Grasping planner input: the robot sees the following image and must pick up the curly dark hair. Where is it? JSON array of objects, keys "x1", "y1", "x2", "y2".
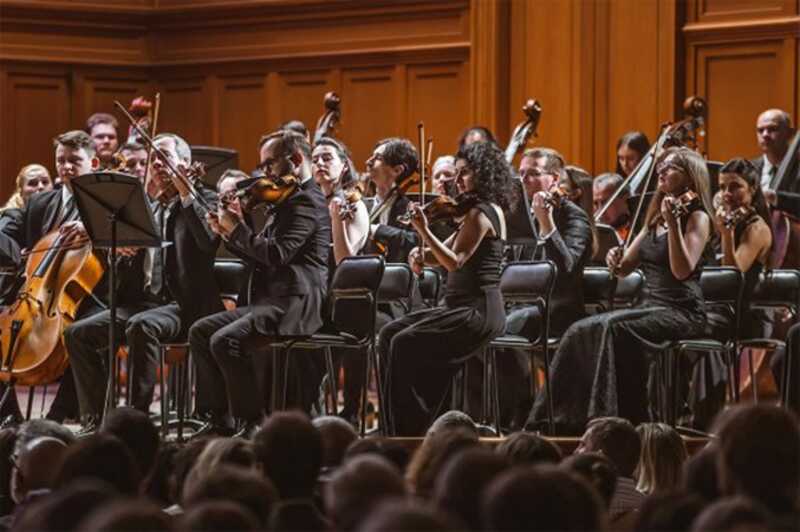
[
  {"x1": 455, "y1": 141, "x2": 515, "y2": 211},
  {"x1": 719, "y1": 157, "x2": 771, "y2": 227}
]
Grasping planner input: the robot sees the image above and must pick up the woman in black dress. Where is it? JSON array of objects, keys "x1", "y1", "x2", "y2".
[
  {"x1": 378, "y1": 141, "x2": 512, "y2": 436},
  {"x1": 527, "y1": 146, "x2": 714, "y2": 434}
]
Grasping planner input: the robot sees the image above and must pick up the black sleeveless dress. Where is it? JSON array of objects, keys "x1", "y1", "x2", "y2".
[
  {"x1": 527, "y1": 204, "x2": 708, "y2": 434},
  {"x1": 378, "y1": 202, "x2": 506, "y2": 436}
]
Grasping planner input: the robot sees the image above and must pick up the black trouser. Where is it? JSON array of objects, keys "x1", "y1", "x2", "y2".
[
  {"x1": 65, "y1": 303, "x2": 182, "y2": 418},
  {"x1": 190, "y1": 307, "x2": 325, "y2": 421}
]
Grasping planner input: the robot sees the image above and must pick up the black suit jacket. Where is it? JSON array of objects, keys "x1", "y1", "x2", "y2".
[
  {"x1": 226, "y1": 178, "x2": 331, "y2": 336},
  {"x1": 162, "y1": 186, "x2": 224, "y2": 324},
  {"x1": 752, "y1": 155, "x2": 800, "y2": 217},
  {"x1": 369, "y1": 195, "x2": 419, "y2": 263}
]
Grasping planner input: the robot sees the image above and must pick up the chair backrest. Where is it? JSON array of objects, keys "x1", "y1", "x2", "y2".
[
  {"x1": 499, "y1": 260, "x2": 556, "y2": 304},
  {"x1": 418, "y1": 267, "x2": 442, "y2": 306},
  {"x1": 582, "y1": 267, "x2": 645, "y2": 312},
  {"x1": 751, "y1": 269, "x2": 800, "y2": 314},
  {"x1": 329, "y1": 256, "x2": 385, "y2": 341},
  {"x1": 699, "y1": 267, "x2": 743, "y2": 305},
  {"x1": 590, "y1": 224, "x2": 622, "y2": 264},
  {"x1": 213, "y1": 258, "x2": 248, "y2": 304},
  {"x1": 377, "y1": 263, "x2": 414, "y2": 303}
]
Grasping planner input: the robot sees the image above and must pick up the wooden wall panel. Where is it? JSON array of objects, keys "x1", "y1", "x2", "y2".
[
  {"x1": 1, "y1": 68, "x2": 70, "y2": 199},
  {"x1": 688, "y1": 0, "x2": 794, "y2": 23},
  {"x1": 78, "y1": 71, "x2": 152, "y2": 133},
  {"x1": 339, "y1": 66, "x2": 398, "y2": 171},
  {"x1": 275, "y1": 70, "x2": 338, "y2": 141},
  {"x1": 688, "y1": 40, "x2": 791, "y2": 161},
  {"x1": 156, "y1": 77, "x2": 213, "y2": 147},
  {"x1": 218, "y1": 74, "x2": 268, "y2": 173}
]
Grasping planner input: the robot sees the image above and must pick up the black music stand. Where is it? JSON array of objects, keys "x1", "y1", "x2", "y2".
[{"x1": 71, "y1": 172, "x2": 163, "y2": 420}]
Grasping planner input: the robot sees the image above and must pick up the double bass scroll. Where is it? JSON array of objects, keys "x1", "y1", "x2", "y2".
[{"x1": 505, "y1": 99, "x2": 543, "y2": 165}]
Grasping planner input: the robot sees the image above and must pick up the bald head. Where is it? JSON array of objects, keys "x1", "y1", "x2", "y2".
[
  {"x1": 756, "y1": 108, "x2": 794, "y2": 164},
  {"x1": 12, "y1": 436, "x2": 68, "y2": 502}
]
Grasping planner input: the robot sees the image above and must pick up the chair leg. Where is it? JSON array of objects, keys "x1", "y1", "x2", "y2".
[
  {"x1": 784, "y1": 331, "x2": 795, "y2": 409},
  {"x1": 372, "y1": 346, "x2": 391, "y2": 436},
  {"x1": 177, "y1": 354, "x2": 189, "y2": 443},
  {"x1": 482, "y1": 350, "x2": 490, "y2": 424},
  {"x1": 324, "y1": 347, "x2": 338, "y2": 416},
  {"x1": 270, "y1": 347, "x2": 280, "y2": 414},
  {"x1": 360, "y1": 346, "x2": 370, "y2": 437},
  {"x1": 490, "y1": 349, "x2": 501, "y2": 436},
  {"x1": 747, "y1": 348, "x2": 758, "y2": 403},
  {"x1": 40, "y1": 385, "x2": 48, "y2": 418},
  {"x1": 159, "y1": 346, "x2": 168, "y2": 440},
  {"x1": 282, "y1": 346, "x2": 292, "y2": 411},
  {"x1": 125, "y1": 349, "x2": 133, "y2": 407},
  {"x1": 671, "y1": 348, "x2": 681, "y2": 427},
  {"x1": 542, "y1": 346, "x2": 555, "y2": 436},
  {"x1": 25, "y1": 386, "x2": 34, "y2": 421}
]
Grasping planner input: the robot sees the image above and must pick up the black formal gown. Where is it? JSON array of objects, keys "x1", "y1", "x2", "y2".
[
  {"x1": 527, "y1": 204, "x2": 708, "y2": 434},
  {"x1": 378, "y1": 202, "x2": 506, "y2": 436}
]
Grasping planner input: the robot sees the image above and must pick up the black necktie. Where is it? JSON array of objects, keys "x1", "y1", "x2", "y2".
[{"x1": 147, "y1": 204, "x2": 165, "y2": 296}]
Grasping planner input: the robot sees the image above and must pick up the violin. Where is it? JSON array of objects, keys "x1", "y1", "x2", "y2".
[
  {"x1": 718, "y1": 206, "x2": 756, "y2": 230},
  {"x1": 367, "y1": 172, "x2": 420, "y2": 225},
  {"x1": 236, "y1": 174, "x2": 299, "y2": 211},
  {"x1": 650, "y1": 190, "x2": 699, "y2": 228},
  {"x1": 540, "y1": 185, "x2": 570, "y2": 210},
  {"x1": 153, "y1": 160, "x2": 206, "y2": 207},
  {"x1": 397, "y1": 192, "x2": 480, "y2": 225},
  {"x1": 338, "y1": 184, "x2": 363, "y2": 221}
]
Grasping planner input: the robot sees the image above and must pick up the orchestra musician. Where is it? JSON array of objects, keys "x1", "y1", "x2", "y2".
[
  {"x1": 499, "y1": 147, "x2": 595, "y2": 429},
  {"x1": 615, "y1": 131, "x2": 651, "y2": 178},
  {"x1": 560, "y1": 165, "x2": 595, "y2": 217},
  {"x1": 756, "y1": 110, "x2": 799, "y2": 216},
  {"x1": 365, "y1": 138, "x2": 420, "y2": 262},
  {"x1": 432, "y1": 155, "x2": 457, "y2": 197},
  {"x1": 378, "y1": 140, "x2": 511, "y2": 436},
  {"x1": 594, "y1": 172, "x2": 633, "y2": 242},
  {"x1": 1, "y1": 164, "x2": 53, "y2": 213},
  {"x1": 0, "y1": 131, "x2": 103, "y2": 424},
  {"x1": 527, "y1": 147, "x2": 713, "y2": 434},
  {"x1": 456, "y1": 126, "x2": 498, "y2": 152},
  {"x1": 86, "y1": 113, "x2": 120, "y2": 170},
  {"x1": 116, "y1": 142, "x2": 149, "y2": 183},
  {"x1": 65, "y1": 133, "x2": 222, "y2": 432},
  {"x1": 190, "y1": 129, "x2": 331, "y2": 437}
]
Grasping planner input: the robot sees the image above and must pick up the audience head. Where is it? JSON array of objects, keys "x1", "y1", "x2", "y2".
[
  {"x1": 325, "y1": 454, "x2": 406, "y2": 531},
  {"x1": 455, "y1": 140, "x2": 515, "y2": 211},
  {"x1": 13, "y1": 478, "x2": 119, "y2": 532},
  {"x1": 252, "y1": 411, "x2": 322, "y2": 499},
  {"x1": 633, "y1": 491, "x2": 705, "y2": 532},
  {"x1": 593, "y1": 172, "x2": 631, "y2": 228},
  {"x1": 366, "y1": 137, "x2": 419, "y2": 192},
  {"x1": 690, "y1": 495, "x2": 773, "y2": 532},
  {"x1": 356, "y1": 499, "x2": 458, "y2": 532},
  {"x1": 190, "y1": 437, "x2": 257, "y2": 479},
  {"x1": 11, "y1": 436, "x2": 68, "y2": 503},
  {"x1": 519, "y1": 146, "x2": 565, "y2": 200},
  {"x1": 313, "y1": 415, "x2": 358, "y2": 470},
  {"x1": 183, "y1": 464, "x2": 278, "y2": 528},
  {"x1": 635, "y1": 422, "x2": 688, "y2": 494},
  {"x1": 482, "y1": 465, "x2": 605, "y2": 531},
  {"x1": 756, "y1": 108, "x2": 793, "y2": 160},
  {"x1": 457, "y1": 125, "x2": 497, "y2": 152},
  {"x1": 616, "y1": 130, "x2": 650, "y2": 177},
  {"x1": 53, "y1": 130, "x2": 98, "y2": 188},
  {"x1": 144, "y1": 441, "x2": 179, "y2": 506},
  {"x1": 343, "y1": 437, "x2": 410, "y2": 472},
  {"x1": 55, "y1": 433, "x2": 140, "y2": 496},
  {"x1": 100, "y1": 407, "x2": 160, "y2": 481},
  {"x1": 433, "y1": 447, "x2": 508, "y2": 530},
  {"x1": 268, "y1": 499, "x2": 328, "y2": 532},
  {"x1": 576, "y1": 417, "x2": 641, "y2": 478},
  {"x1": 496, "y1": 431, "x2": 563, "y2": 466},
  {"x1": 13, "y1": 418, "x2": 76, "y2": 454},
  {"x1": 86, "y1": 112, "x2": 119, "y2": 164},
  {"x1": 426, "y1": 410, "x2": 478, "y2": 439},
  {"x1": 715, "y1": 404, "x2": 800, "y2": 514},
  {"x1": 78, "y1": 499, "x2": 173, "y2": 532},
  {"x1": 181, "y1": 500, "x2": 259, "y2": 532},
  {"x1": 405, "y1": 427, "x2": 479, "y2": 497},
  {"x1": 682, "y1": 443, "x2": 721, "y2": 502},
  {"x1": 561, "y1": 452, "x2": 618, "y2": 509},
  {"x1": 172, "y1": 437, "x2": 211, "y2": 505}
]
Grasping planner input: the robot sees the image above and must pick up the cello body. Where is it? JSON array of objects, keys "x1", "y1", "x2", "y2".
[{"x1": 0, "y1": 230, "x2": 104, "y2": 386}]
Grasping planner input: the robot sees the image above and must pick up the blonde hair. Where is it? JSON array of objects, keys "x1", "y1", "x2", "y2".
[
  {"x1": 2, "y1": 164, "x2": 51, "y2": 211},
  {"x1": 634, "y1": 423, "x2": 688, "y2": 494},
  {"x1": 644, "y1": 147, "x2": 713, "y2": 228}
]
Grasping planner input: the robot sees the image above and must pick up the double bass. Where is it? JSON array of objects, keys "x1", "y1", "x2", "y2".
[{"x1": 505, "y1": 99, "x2": 543, "y2": 165}]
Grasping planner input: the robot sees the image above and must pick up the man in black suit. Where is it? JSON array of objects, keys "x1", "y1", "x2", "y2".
[
  {"x1": 65, "y1": 133, "x2": 223, "y2": 431},
  {"x1": 754, "y1": 109, "x2": 799, "y2": 216},
  {"x1": 500, "y1": 147, "x2": 594, "y2": 429},
  {"x1": 189, "y1": 129, "x2": 331, "y2": 437},
  {"x1": 0, "y1": 130, "x2": 103, "y2": 424}
]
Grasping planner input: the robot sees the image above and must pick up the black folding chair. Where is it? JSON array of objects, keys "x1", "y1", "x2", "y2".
[
  {"x1": 582, "y1": 267, "x2": 645, "y2": 314},
  {"x1": 418, "y1": 267, "x2": 442, "y2": 307}
]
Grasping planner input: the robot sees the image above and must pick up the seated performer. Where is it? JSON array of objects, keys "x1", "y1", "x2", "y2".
[
  {"x1": 66, "y1": 133, "x2": 222, "y2": 431},
  {"x1": 190, "y1": 129, "x2": 331, "y2": 437},
  {"x1": 1, "y1": 164, "x2": 53, "y2": 212},
  {"x1": 86, "y1": 113, "x2": 120, "y2": 170},
  {"x1": 594, "y1": 172, "x2": 632, "y2": 242},
  {"x1": 500, "y1": 148, "x2": 594, "y2": 429},
  {"x1": 378, "y1": 140, "x2": 511, "y2": 436},
  {"x1": 526, "y1": 146, "x2": 713, "y2": 434},
  {"x1": 615, "y1": 131, "x2": 650, "y2": 178},
  {"x1": 0, "y1": 131, "x2": 103, "y2": 424},
  {"x1": 116, "y1": 142, "x2": 149, "y2": 183}
]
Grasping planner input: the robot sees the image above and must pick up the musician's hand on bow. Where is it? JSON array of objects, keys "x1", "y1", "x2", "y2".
[
  {"x1": 407, "y1": 202, "x2": 428, "y2": 233},
  {"x1": 214, "y1": 203, "x2": 242, "y2": 237},
  {"x1": 171, "y1": 162, "x2": 192, "y2": 200},
  {"x1": 606, "y1": 246, "x2": 624, "y2": 272},
  {"x1": 59, "y1": 221, "x2": 87, "y2": 242},
  {"x1": 408, "y1": 246, "x2": 424, "y2": 276},
  {"x1": 206, "y1": 211, "x2": 226, "y2": 237},
  {"x1": 328, "y1": 196, "x2": 344, "y2": 222},
  {"x1": 660, "y1": 196, "x2": 679, "y2": 228}
]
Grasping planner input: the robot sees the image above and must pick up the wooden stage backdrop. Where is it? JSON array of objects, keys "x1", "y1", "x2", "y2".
[{"x1": 0, "y1": 0, "x2": 797, "y2": 200}]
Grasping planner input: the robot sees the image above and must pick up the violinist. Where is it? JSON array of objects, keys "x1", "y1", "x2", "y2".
[
  {"x1": 365, "y1": 138, "x2": 420, "y2": 262},
  {"x1": 314, "y1": 137, "x2": 368, "y2": 264},
  {"x1": 116, "y1": 142, "x2": 149, "y2": 183},
  {"x1": 561, "y1": 165, "x2": 595, "y2": 217},
  {"x1": 66, "y1": 133, "x2": 223, "y2": 432},
  {"x1": 499, "y1": 147, "x2": 594, "y2": 429},
  {"x1": 190, "y1": 129, "x2": 330, "y2": 437},
  {"x1": 593, "y1": 173, "x2": 632, "y2": 242},
  {"x1": 526, "y1": 147, "x2": 713, "y2": 434},
  {"x1": 0, "y1": 131, "x2": 103, "y2": 425},
  {"x1": 378, "y1": 141, "x2": 511, "y2": 436},
  {"x1": 615, "y1": 131, "x2": 651, "y2": 178},
  {"x1": 86, "y1": 113, "x2": 120, "y2": 170}
]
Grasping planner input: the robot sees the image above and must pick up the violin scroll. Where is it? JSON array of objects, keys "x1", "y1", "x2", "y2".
[{"x1": 397, "y1": 192, "x2": 479, "y2": 225}]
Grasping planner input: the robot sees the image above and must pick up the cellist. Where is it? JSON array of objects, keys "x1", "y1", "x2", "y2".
[{"x1": 0, "y1": 131, "x2": 104, "y2": 425}]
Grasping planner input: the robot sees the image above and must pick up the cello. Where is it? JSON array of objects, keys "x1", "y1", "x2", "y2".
[{"x1": 505, "y1": 99, "x2": 543, "y2": 165}]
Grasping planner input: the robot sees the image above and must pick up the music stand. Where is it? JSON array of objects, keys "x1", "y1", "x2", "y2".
[{"x1": 71, "y1": 172, "x2": 163, "y2": 420}]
